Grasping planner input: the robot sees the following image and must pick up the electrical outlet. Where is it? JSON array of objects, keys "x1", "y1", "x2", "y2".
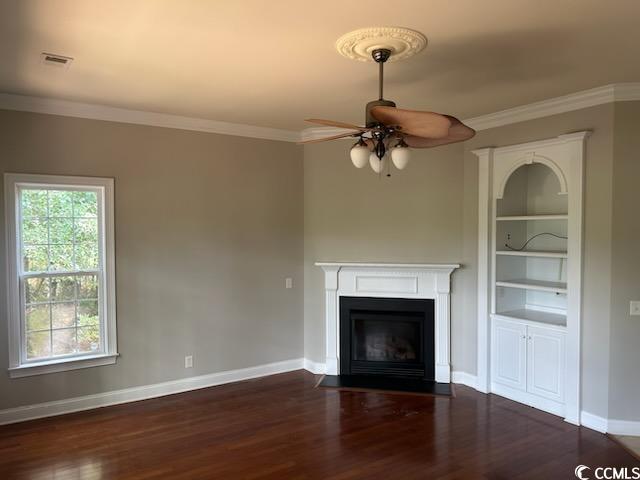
[
  {"x1": 184, "y1": 355, "x2": 193, "y2": 368},
  {"x1": 630, "y1": 301, "x2": 640, "y2": 316},
  {"x1": 285, "y1": 277, "x2": 293, "y2": 289}
]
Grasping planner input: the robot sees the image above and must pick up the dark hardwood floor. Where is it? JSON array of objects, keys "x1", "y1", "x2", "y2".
[{"x1": 0, "y1": 370, "x2": 637, "y2": 479}]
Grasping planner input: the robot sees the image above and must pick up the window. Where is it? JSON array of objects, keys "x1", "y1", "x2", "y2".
[{"x1": 5, "y1": 174, "x2": 117, "y2": 377}]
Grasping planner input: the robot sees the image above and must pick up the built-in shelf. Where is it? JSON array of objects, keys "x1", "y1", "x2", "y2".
[
  {"x1": 496, "y1": 214, "x2": 568, "y2": 221},
  {"x1": 494, "y1": 309, "x2": 567, "y2": 327},
  {"x1": 496, "y1": 279, "x2": 567, "y2": 294},
  {"x1": 496, "y1": 250, "x2": 568, "y2": 259}
]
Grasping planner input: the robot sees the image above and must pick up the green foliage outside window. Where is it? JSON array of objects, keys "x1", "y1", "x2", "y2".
[{"x1": 20, "y1": 188, "x2": 101, "y2": 359}]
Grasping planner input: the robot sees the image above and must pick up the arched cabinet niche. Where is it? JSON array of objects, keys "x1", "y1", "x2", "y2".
[{"x1": 474, "y1": 132, "x2": 589, "y2": 426}]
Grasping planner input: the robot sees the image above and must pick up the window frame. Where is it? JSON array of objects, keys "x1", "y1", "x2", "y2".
[{"x1": 5, "y1": 173, "x2": 117, "y2": 378}]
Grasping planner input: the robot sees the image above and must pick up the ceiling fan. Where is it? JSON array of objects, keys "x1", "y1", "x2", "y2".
[{"x1": 300, "y1": 27, "x2": 476, "y2": 175}]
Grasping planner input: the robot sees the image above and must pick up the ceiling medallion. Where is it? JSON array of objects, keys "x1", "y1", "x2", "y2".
[{"x1": 335, "y1": 26, "x2": 427, "y2": 63}]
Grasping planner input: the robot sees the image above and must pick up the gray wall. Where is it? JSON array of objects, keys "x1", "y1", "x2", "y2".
[
  {"x1": 608, "y1": 101, "x2": 640, "y2": 421},
  {"x1": 303, "y1": 141, "x2": 475, "y2": 372},
  {"x1": 303, "y1": 103, "x2": 620, "y2": 420},
  {"x1": 1, "y1": 103, "x2": 637, "y2": 423},
  {"x1": 0, "y1": 110, "x2": 304, "y2": 410}
]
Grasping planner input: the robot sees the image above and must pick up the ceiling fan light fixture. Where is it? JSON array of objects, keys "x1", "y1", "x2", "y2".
[
  {"x1": 350, "y1": 139, "x2": 370, "y2": 168},
  {"x1": 391, "y1": 139, "x2": 411, "y2": 170},
  {"x1": 369, "y1": 152, "x2": 386, "y2": 174}
]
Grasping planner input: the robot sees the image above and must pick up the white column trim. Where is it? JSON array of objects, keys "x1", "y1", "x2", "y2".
[{"x1": 473, "y1": 147, "x2": 494, "y2": 393}]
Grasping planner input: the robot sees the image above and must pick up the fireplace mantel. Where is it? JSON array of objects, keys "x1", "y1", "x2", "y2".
[{"x1": 316, "y1": 262, "x2": 460, "y2": 383}]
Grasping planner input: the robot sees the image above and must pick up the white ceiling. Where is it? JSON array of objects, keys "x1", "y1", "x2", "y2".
[{"x1": 1, "y1": 0, "x2": 639, "y2": 131}]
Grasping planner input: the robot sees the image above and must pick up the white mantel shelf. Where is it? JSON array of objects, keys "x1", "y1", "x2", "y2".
[
  {"x1": 316, "y1": 262, "x2": 460, "y2": 383},
  {"x1": 315, "y1": 262, "x2": 461, "y2": 270}
]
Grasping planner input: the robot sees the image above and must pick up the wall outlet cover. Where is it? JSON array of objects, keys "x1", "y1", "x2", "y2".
[
  {"x1": 630, "y1": 301, "x2": 640, "y2": 316},
  {"x1": 185, "y1": 355, "x2": 193, "y2": 368}
]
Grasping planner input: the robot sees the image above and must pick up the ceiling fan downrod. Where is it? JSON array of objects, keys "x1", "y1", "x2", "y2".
[{"x1": 372, "y1": 48, "x2": 391, "y2": 101}]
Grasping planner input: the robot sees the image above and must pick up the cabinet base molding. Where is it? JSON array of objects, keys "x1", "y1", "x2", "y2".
[{"x1": 491, "y1": 382, "x2": 565, "y2": 418}]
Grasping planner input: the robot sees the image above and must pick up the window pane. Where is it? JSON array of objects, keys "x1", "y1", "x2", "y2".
[
  {"x1": 15, "y1": 181, "x2": 109, "y2": 365},
  {"x1": 73, "y1": 191, "x2": 98, "y2": 217},
  {"x1": 51, "y1": 276, "x2": 76, "y2": 301},
  {"x1": 77, "y1": 274, "x2": 98, "y2": 299},
  {"x1": 49, "y1": 218, "x2": 74, "y2": 244},
  {"x1": 21, "y1": 190, "x2": 48, "y2": 217},
  {"x1": 23, "y1": 245, "x2": 49, "y2": 272},
  {"x1": 52, "y1": 328, "x2": 76, "y2": 355},
  {"x1": 49, "y1": 190, "x2": 73, "y2": 217},
  {"x1": 78, "y1": 300, "x2": 98, "y2": 325},
  {"x1": 52, "y1": 302, "x2": 76, "y2": 328},
  {"x1": 26, "y1": 277, "x2": 50, "y2": 303},
  {"x1": 22, "y1": 218, "x2": 48, "y2": 245},
  {"x1": 75, "y1": 243, "x2": 99, "y2": 270},
  {"x1": 74, "y1": 217, "x2": 98, "y2": 244},
  {"x1": 77, "y1": 325, "x2": 100, "y2": 353},
  {"x1": 27, "y1": 331, "x2": 51, "y2": 359},
  {"x1": 26, "y1": 304, "x2": 50, "y2": 331},
  {"x1": 49, "y1": 244, "x2": 74, "y2": 271}
]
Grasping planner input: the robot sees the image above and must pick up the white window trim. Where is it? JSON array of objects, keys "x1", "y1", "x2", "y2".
[{"x1": 4, "y1": 173, "x2": 118, "y2": 378}]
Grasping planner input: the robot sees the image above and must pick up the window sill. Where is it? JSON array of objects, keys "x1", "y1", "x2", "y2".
[{"x1": 8, "y1": 353, "x2": 119, "y2": 378}]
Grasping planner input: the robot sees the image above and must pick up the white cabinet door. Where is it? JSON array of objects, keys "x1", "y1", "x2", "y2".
[
  {"x1": 492, "y1": 318, "x2": 527, "y2": 391},
  {"x1": 527, "y1": 325, "x2": 565, "y2": 403}
]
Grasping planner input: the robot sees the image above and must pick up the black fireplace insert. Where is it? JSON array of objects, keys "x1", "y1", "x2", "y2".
[{"x1": 339, "y1": 296, "x2": 435, "y2": 381}]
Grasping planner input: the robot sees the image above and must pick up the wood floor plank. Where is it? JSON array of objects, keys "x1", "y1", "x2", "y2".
[{"x1": 0, "y1": 370, "x2": 637, "y2": 479}]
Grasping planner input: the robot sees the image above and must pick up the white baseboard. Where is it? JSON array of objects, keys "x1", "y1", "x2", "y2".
[
  {"x1": 581, "y1": 411, "x2": 609, "y2": 433},
  {"x1": 303, "y1": 358, "x2": 326, "y2": 375},
  {"x1": 451, "y1": 371, "x2": 478, "y2": 389},
  {"x1": 608, "y1": 419, "x2": 640, "y2": 436},
  {"x1": 0, "y1": 358, "x2": 304, "y2": 426},
  {"x1": 580, "y1": 411, "x2": 640, "y2": 436}
]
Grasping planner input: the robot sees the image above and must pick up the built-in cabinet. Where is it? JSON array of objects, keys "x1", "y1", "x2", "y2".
[
  {"x1": 475, "y1": 133, "x2": 588, "y2": 424},
  {"x1": 491, "y1": 317, "x2": 566, "y2": 415}
]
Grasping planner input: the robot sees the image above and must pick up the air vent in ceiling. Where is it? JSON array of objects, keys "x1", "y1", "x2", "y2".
[{"x1": 40, "y1": 53, "x2": 73, "y2": 69}]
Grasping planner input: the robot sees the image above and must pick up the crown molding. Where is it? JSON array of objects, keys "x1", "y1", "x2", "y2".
[
  {"x1": 2, "y1": 83, "x2": 639, "y2": 143},
  {"x1": 0, "y1": 93, "x2": 299, "y2": 143},
  {"x1": 464, "y1": 83, "x2": 640, "y2": 131},
  {"x1": 300, "y1": 83, "x2": 640, "y2": 141}
]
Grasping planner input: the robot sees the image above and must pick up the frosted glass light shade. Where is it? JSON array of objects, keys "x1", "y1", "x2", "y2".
[
  {"x1": 391, "y1": 145, "x2": 411, "y2": 170},
  {"x1": 369, "y1": 152, "x2": 386, "y2": 173},
  {"x1": 350, "y1": 144, "x2": 370, "y2": 168}
]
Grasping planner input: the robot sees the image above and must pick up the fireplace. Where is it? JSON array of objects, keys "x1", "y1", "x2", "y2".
[
  {"x1": 316, "y1": 262, "x2": 459, "y2": 384},
  {"x1": 340, "y1": 297, "x2": 435, "y2": 381}
]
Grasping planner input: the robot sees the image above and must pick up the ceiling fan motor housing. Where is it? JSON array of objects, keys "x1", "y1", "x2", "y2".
[{"x1": 366, "y1": 99, "x2": 396, "y2": 127}]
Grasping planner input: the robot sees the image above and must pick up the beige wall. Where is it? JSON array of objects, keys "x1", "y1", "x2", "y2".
[
  {"x1": 608, "y1": 101, "x2": 640, "y2": 421},
  {"x1": 0, "y1": 110, "x2": 304, "y2": 410}
]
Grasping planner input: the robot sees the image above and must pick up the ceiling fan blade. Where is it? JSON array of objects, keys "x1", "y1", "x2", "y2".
[
  {"x1": 297, "y1": 131, "x2": 360, "y2": 144},
  {"x1": 369, "y1": 107, "x2": 452, "y2": 139},
  {"x1": 401, "y1": 116, "x2": 476, "y2": 148},
  {"x1": 305, "y1": 118, "x2": 370, "y2": 131}
]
